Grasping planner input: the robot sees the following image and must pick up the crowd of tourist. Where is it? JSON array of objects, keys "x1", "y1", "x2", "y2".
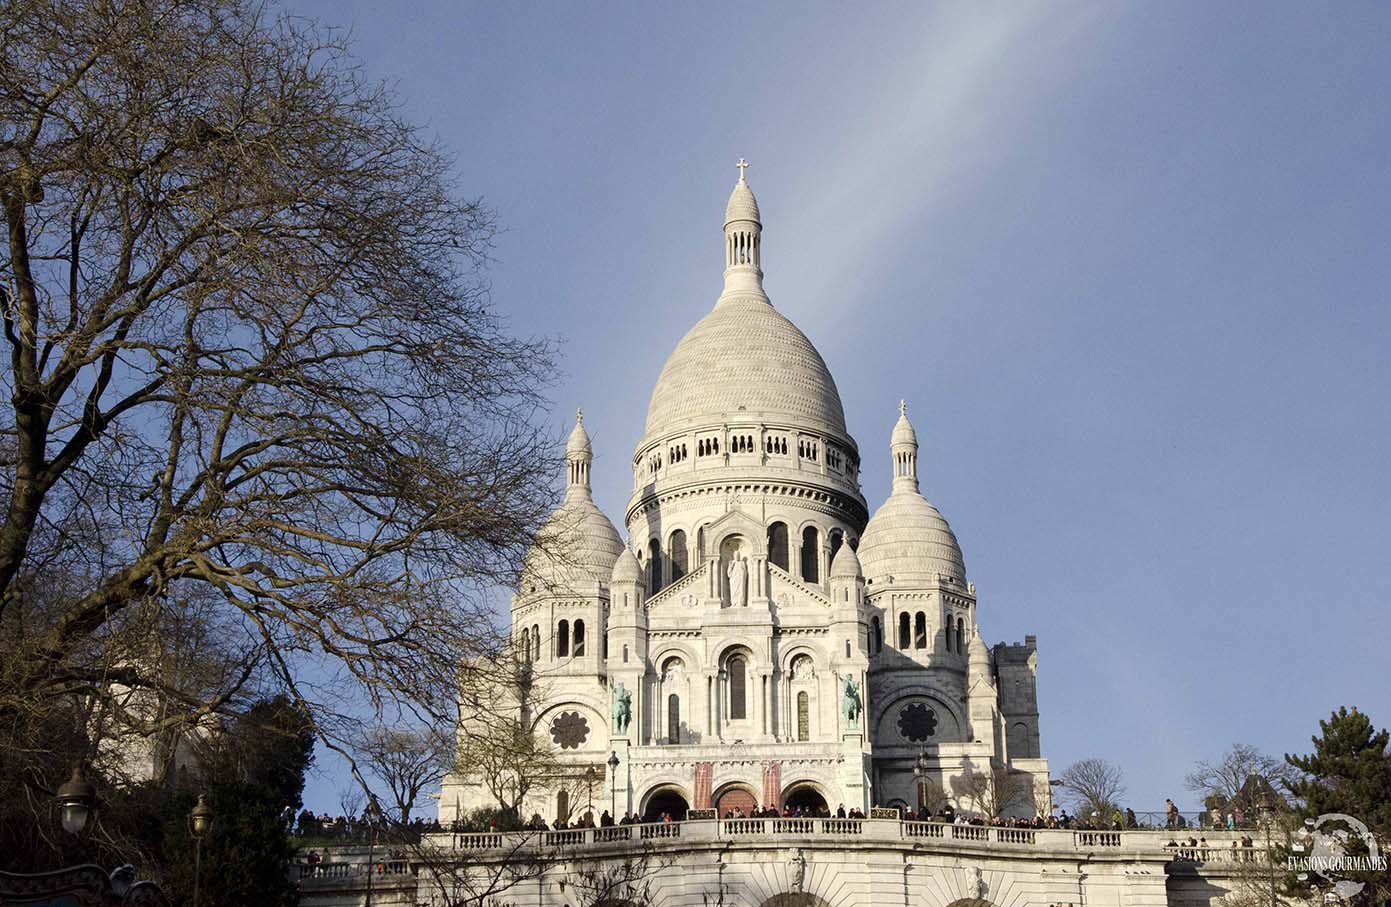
[
  {"x1": 721, "y1": 803, "x2": 868, "y2": 820},
  {"x1": 293, "y1": 809, "x2": 443, "y2": 840}
]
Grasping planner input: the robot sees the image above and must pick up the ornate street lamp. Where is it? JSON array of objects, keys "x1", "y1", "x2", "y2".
[
  {"x1": 584, "y1": 766, "x2": 597, "y2": 822},
  {"x1": 607, "y1": 751, "x2": 620, "y2": 819},
  {"x1": 912, "y1": 750, "x2": 928, "y2": 814},
  {"x1": 55, "y1": 766, "x2": 97, "y2": 835},
  {"x1": 188, "y1": 794, "x2": 214, "y2": 907}
]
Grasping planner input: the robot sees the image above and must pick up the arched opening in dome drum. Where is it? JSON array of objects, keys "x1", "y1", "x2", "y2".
[
  {"x1": 915, "y1": 612, "x2": 927, "y2": 649},
  {"x1": 800, "y1": 527, "x2": 819, "y2": 583},
  {"x1": 669, "y1": 530, "x2": 687, "y2": 582},
  {"x1": 956, "y1": 618, "x2": 965, "y2": 652},
  {"x1": 573, "y1": 619, "x2": 585, "y2": 656},
  {"x1": 898, "y1": 613, "x2": 911, "y2": 650},
  {"x1": 871, "y1": 617, "x2": 883, "y2": 655},
  {"x1": 728, "y1": 656, "x2": 747, "y2": 720},
  {"x1": 829, "y1": 528, "x2": 844, "y2": 564},
  {"x1": 767, "y1": 522, "x2": 789, "y2": 571},
  {"x1": 642, "y1": 786, "x2": 688, "y2": 822},
  {"x1": 556, "y1": 620, "x2": 569, "y2": 657},
  {"x1": 647, "y1": 539, "x2": 663, "y2": 595}
]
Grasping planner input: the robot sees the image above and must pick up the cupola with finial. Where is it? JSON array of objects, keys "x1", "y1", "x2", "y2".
[
  {"x1": 722, "y1": 158, "x2": 764, "y2": 295},
  {"x1": 565, "y1": 407, "x2": 593, "y2": 500}
]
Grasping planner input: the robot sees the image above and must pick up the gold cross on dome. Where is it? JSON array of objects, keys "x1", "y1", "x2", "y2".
[{"x1": 736, "y1": 158, "x2": 749, "y2": 179}]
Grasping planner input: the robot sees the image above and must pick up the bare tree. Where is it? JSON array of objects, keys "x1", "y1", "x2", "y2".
[
  {"x1": 0, "y1": 0, "x2": 558, "y2": 826},
  {"x1": 454, "y1": 658, "x2": 573, "y2": 825},
  {"x1": 950, "y1": 761, "x2": 1034, "y2": 819},
  {"x1": 1060, "y1": 758, "x2": 1126, "y2": 822},
  {"x1": 1186, "y1": 743, "x2": 1301, "y2": 809},
  {"x1": 358, "y1": 725, "x2": 453, "y2": 823}
]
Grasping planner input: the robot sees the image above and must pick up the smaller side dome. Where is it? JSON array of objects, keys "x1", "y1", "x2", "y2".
[
  {"x1": 830, "y1": 541, "x2": 862, "y2": 579},
  {"x1": 610, "y1": 546, "x2": 641, "y2": 586},
  {"x1": 859, "y1": 402, "x2": 967, "y2": 586}
]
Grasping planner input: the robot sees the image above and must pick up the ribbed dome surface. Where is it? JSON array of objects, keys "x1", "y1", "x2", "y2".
[
  {"x1": 858, "y1": 492, "x2": 967, "y2": 586},
  {"x1": 610, "y1": 546, "x2": 641, "y2": 585},
  {"x1": 830, "y1": 541, "x2": 863, "y2": 579},
  {"x1": 643, "y1": 297, "x2": 848, "y2": 439},
  {"x1": 725, "y1": 179, "x2": 760, "y2": 225},
  {"x1": 521, "y1": 495, "x2": 624, "y2": 596}
]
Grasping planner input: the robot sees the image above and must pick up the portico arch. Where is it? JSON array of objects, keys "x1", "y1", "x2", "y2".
[
  {"x1": 713, "y1": 781, "x2": 759, "y2": 816},
  {"x1": 758, "y1": 894, "x2": 832, "y2": 907},
  {"x1": 640, "y1": 783, "x2": 690, "y2": 822},
  {"x1": 781, "y1": 779, "x2": 829, "y2": 814}
]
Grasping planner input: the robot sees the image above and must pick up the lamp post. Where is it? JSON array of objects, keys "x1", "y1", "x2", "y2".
[
  {"x1": 55, "y1": 766, "x2": 97, "y2": 836},
  {"x1": 188, "y1": 794, "x2": 214, "y2": 907},
  {"x1": 585, "y1": 767, "x2": 597, "y2": 823},
  {"x1": 913, "y1": 751, "x2": 927, "y2": 815},
  {"x1": 365, "y1": 797, "x2": 384, "y2": 907},
  {"x1": 607, "y1": 751, "x2": 620, "y2": 820}
]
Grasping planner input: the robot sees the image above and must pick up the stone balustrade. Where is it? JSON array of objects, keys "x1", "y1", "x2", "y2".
[{"x1": 412, "y1": 818, "x2": 1264, "y2": 859}]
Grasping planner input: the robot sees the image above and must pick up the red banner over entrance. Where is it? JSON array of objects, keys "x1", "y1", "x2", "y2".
[
  {"x1": 762, "y1": 761, "x2": 781, "y2": 809},
  {"x1": 693, "y1": 762, "x2": 713, "y2": 809}
]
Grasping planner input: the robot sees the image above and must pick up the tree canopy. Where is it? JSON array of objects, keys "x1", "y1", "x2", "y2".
[{"x1": 0, "y1": 0, "x2": 557, "y2": 834}]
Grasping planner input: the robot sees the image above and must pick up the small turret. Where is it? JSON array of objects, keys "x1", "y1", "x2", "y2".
[
  {"x1": 721, "y1": 159, "x2": 765, "y2": 298},
  {"x1": 565, "y1": 408, "x2": 593, "y2": 501}
]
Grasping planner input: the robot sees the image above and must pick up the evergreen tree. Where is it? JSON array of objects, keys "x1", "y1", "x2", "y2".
[
  {"x1": 1284, "y1": 707, "x2": 1391, "y2": 906},
  {"x1": 158, "y1": 695, "x2": 315, "y2": 907}
]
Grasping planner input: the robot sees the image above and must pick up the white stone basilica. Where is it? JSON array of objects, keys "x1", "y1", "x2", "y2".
[{"x1": 439, "y1": 167, "x2": 1049, "y2": 826}]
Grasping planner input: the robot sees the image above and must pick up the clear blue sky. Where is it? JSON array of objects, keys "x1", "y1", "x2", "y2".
[{"x1": 281, "y1": 0, "x2": 1391, "y2": 814}]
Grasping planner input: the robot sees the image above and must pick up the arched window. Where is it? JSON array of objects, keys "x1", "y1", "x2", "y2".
[
  {"x1": 872, "y1": 617, "x2": 883, "y2": 654},
  {"x1": 899, "y1": 612, "x2": 911, "y2": 649},
  {"x1": 800, "y1": 526, "x2": 820, "y2": 583},
  {"x1": 797, "y1": 691, "x2": 810, "y2": 742},
  {"x1": 956, "y1": 618, "x2": 965, "y2": 653},
  {"x1": 669, "y1": 530, "x2": 688, "y2": 582},
  {"x1": 573, "y1": 619, "x2": 585, "y2": 656},
  {"x1": 945, "y1": 615, "x2": 953, "y2": 652},
  {"x1": 914, "y1": 612, "x2": 927, "y2": 649},
  {"x1": 767, "y1": 522, "x2": 789, "y2": 571},
  {"x1": 521, "y1": 632, "x2": 531, "y2": 662},
  {"x1": 556, "y1": 790, "x2": 570, "y2": 824},
  {"x1": 557, "y1": 620, "x2": 570, "y2": 657},
  {"x1": 728, "y1": 656, "x2": 747, "y2": 720},
  {"x1": 622, "y1": 644, "x2": 629, "y2": 664},
  {"x1": 532, "y1": 625, "x2": 540, "y2": 661},
  {"x1": 829, "y1": 528, "x2": 844, "y2": 564},
  {"x1": 648, "y1": 538, "x2": 663, "y2": 594},
  {"x1": 668, "y1": 694, "x2": 680, "y2": 743}
]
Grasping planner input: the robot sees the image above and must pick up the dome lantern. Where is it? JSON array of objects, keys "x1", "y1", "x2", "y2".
[
  {"x1": 565, "y1": 407, "x2": 593, "y2": 501},
  {"x1": 722, "y1": 159, "x2": 764, "y2": 297},
  {"x1": 891, "y1": 400, "x2": 919, "y2": 492}
]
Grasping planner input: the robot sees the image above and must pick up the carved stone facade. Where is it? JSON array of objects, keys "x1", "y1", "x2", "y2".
[{"x1": 437, "y1": 168, "x2": 1049, "y2": 826}]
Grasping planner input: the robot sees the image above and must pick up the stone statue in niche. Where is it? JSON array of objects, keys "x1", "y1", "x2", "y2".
[
  {"x1": 727, "y1": 553, "x2": 749, "y2": 607},
  {"x1": 840, "y1": 674, "x2": 862, "y2": 725},
  {"x1": 611, "y1": 682, "x2": 631, "y2": 734}
]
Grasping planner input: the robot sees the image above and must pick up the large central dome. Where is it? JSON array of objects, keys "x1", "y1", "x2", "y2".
[
  {"x1": 643, "y1": 296, "x2": 848, "y2": 440},
  {"x1": 642, "y1": 171, "x2": 849, "y2": 444}
]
